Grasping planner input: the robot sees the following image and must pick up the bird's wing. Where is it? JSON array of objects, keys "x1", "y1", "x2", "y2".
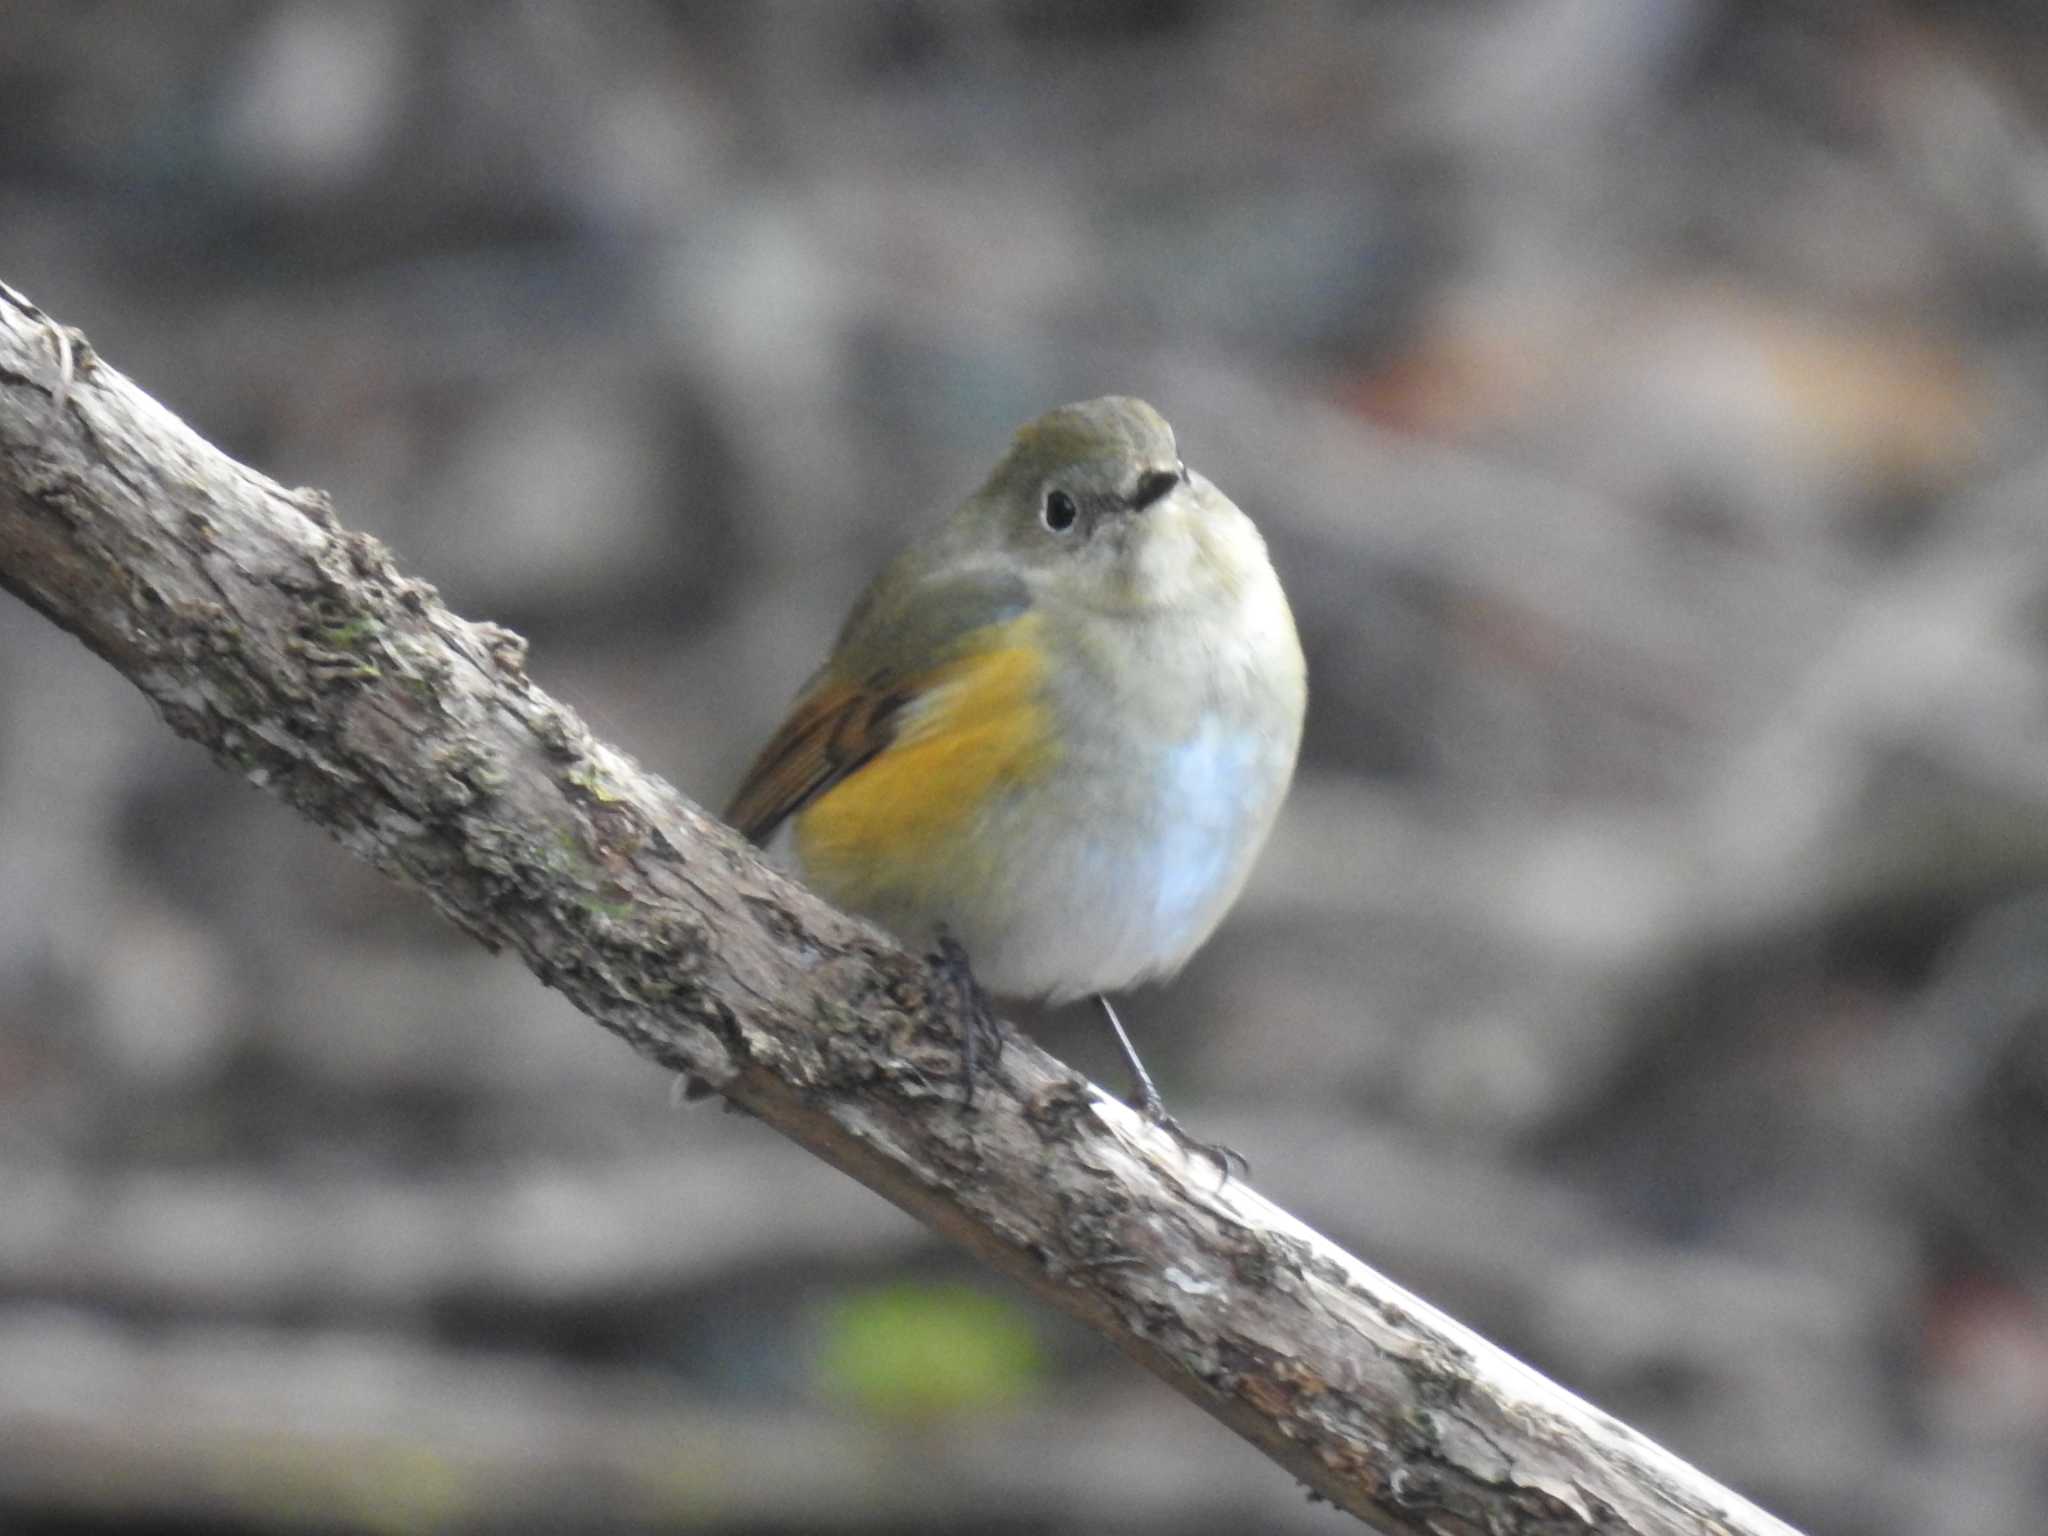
[{"x1": 723, "y1": 564, "x2": 1032, "y2": 845}]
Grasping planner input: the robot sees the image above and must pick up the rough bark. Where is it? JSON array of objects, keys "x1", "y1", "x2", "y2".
[{"x1": 0, "y1": 280, "x2": 1803, "y2": 1536}]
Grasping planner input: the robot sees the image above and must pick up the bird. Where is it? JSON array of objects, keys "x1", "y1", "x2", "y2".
[{"x1": 725, "y1": 396, "x2": 1305, "y2": 1159}]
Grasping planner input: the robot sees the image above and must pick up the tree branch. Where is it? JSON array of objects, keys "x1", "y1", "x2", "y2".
[{"x1": 0, "y1": 280, "x2": 1802, "y2": 1536}]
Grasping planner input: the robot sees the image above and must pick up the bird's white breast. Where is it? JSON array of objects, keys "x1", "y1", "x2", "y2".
[{"x1": 962, "y1": 537, "x2": 1304, "y2": 1001}]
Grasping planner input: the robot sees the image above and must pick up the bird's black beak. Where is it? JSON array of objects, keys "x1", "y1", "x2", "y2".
[{"x1": 1130, "y1": 464, "x2": 1182, "y2": 512}]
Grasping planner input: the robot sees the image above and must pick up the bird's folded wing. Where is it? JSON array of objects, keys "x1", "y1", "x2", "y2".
[{"x1": 723, "y1": 564, "x2": 1032, "y2": 845}]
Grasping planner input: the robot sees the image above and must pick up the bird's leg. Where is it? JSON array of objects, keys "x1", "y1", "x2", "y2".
[
  {"x1": 1095, "y1": 992, "x2": 1166, "y2": 1118},
  {"x1": 930, "y1": 929, "x2": 1002, "y2": 1108},
  {"x1": 1093, "y1": 994, "x2": 1247, "y2": 1181}
]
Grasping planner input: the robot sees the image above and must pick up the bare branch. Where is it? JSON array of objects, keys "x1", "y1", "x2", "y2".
[{"x1": 0, "y1": 281, "x2": 1802, "y2": 1535}]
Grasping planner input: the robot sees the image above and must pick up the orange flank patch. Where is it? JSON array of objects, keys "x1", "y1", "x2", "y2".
[{"x1": 795, "y1": 618, "x2": 1055, "y2": 896}]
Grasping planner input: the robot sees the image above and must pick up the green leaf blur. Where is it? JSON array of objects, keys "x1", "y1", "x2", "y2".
[{"x1": 814, "y1": 1282, "x2": 1043, "y2": 1422}]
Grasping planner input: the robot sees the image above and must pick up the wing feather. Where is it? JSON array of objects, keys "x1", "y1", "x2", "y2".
[
  {"x1": 723, "y1": 562, "x2": 1032, "y2": 845},
  {"x1": 723, "y1": 673, "x2": 910, "y2": 844}
]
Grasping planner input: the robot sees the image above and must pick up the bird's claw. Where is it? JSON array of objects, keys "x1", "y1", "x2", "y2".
[
  {"x1": 1133, "y1": 1089, "x2": 1248, "y2": 1184},
  {"x1": 929, "y1": 931, "x2": 1002, "y2": 1108}
]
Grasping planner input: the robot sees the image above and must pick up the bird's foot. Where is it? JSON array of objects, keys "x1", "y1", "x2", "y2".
[
  {"x1": 1093, "y1": 994, "x2": 1246, "y2": 1182},
  {"x1": 1132, "y1": 1082, "x2": 1249, "y2": 1184},
  {"x1": 929, "y1": 930, "x2": 1003, "y2": 1108}
]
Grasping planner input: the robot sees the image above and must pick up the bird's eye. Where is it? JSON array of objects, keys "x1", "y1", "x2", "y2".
[{"x1": 1042, "y1": 489, "x2": 1079, "y2": 533}]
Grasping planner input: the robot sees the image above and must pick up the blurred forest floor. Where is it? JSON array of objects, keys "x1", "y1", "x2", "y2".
[{"x1": 5, "y1": 4, "x2": 2048, "y2": 1534}]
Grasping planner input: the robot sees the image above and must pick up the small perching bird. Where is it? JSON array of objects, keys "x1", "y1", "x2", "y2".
[{"x1": 727, "y1": 397, "x2": 1305, "y2": 1160}]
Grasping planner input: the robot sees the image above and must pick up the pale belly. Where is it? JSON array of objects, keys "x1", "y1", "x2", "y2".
[{"x1": 888, "y1": 709, "x2": 1292, "y2": 1002}]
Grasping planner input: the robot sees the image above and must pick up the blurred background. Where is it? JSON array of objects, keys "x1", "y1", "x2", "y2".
[{"x1": 4, "y1": 2, "x2": 2048, "y2": 1532}]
